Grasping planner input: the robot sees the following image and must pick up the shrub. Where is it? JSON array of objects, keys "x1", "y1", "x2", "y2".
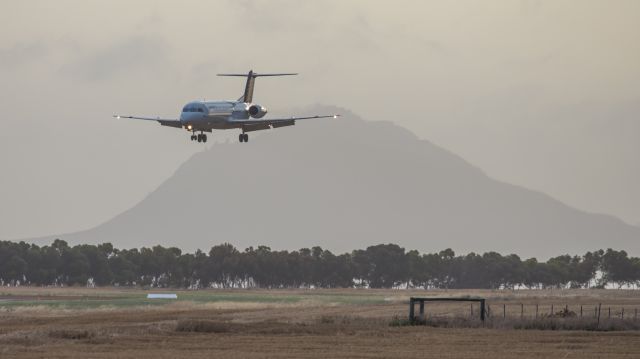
[
  {"x1": 175, "y1": 319, "x2": 235, "y2": 333},
  {"x1": 49, "y1": 329, "x2": 94, "y2": 340}
]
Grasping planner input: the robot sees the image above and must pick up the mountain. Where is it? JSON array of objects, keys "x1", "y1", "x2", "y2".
[{"x1": 33, "y1": 107, "x2": 640, "y2": 258}]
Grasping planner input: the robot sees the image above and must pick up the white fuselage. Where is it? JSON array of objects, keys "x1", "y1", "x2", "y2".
[
  {"x1": 179, "y1": 100, "x2": 251, "y2": 131},
  {"x1": 114, "y1": 71, "x2": 336, "y2": 144}
]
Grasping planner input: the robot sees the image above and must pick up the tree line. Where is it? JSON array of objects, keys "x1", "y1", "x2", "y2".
[{"x1": 1, "y1": 240, "x2": 639, "y2": 289}]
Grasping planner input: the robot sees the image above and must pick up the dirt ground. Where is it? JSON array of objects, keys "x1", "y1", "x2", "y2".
[{"x1": 1, "y1": 288, "x2": 640, "y2": 358}]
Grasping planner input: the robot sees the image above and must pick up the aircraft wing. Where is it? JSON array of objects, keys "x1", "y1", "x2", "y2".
[
  {"x1": 229, "y1": 114, "x2": 339, "y2": 126},
  {"x1": 113, "y1": 115, "x2": 183, "y2": 128}
]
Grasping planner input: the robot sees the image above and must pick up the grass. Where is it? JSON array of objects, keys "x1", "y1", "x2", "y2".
[
  {"x1": 403, "y1": 317, "x2": 640, "y2": 331},
  {"x1": 512, "y1": 318, "x2": 640, "y2": 331},
  {"x1": 399, "y1": 308, "x2": 640, "y2": 331},
  {"x1": 0, "y1": 288, "x2": 392, "y2": 310},
  {"x1": 1, "y1": 288, "x2": 640, "y2": 358}
]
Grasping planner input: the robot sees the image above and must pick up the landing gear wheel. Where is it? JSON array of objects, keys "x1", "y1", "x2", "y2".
[
  {"x1": 197, "y1": 134, "x2": 202, "y2": 143},
  {"x1": 202, "y1": 134, "x2": 207, "y2": 143},
  {"x1": 243, "y1": 134, "x2": 249, "y2": 143},
  {"x1": 239, "y1": 134, "x2": 244, "y2": 143}
]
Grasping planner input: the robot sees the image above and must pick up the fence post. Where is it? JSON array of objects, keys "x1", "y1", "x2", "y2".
[
  {"x1": 480, "y1": 300, "x2": 486, "y2": 323},
  {"x1": 521, "y1": 303, "x2": 524, "y2": 319},
  {"x1": 503, "y1": 304, "x2": 506, "y2": 319},
  {"x1": 580, "y1": 305, "x2": 583, "y2": 318},
  {"x1": 409, "y1": 298, "x2": 415, "y2": 321},
  {"x1": 608, "y1": 307, "x2": 611, "y2": 319},
  {"x1": 535, "y1": 304, "x2": 539, "y2": 319},
  {"x1": 470, "y1": 303, "x2": 473, "y2": 318},
  {"x1": 597, "y1": 303, "x2": 602, "y2": 328},
  {"x1": 621, "y1": 308, "x2": 624, "y2": 320},
  {"x1": 551, "y1": 304, "x2": 554, "y2": 316}
]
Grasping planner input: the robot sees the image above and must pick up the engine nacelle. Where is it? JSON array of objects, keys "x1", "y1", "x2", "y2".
[{"x1": 248, "y1": 104, "x2": 268, "y2": 119}]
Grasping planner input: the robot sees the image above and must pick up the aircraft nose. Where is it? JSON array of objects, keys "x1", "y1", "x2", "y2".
[{"x1": 180, "y1": 113, "x2": 192, "y2": 122}]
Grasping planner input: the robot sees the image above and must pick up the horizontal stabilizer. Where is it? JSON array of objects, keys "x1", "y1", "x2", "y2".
[
  {"x1": 217, "y1": 70, "x2": 297, "y2": 103},
  {"x1": 217, "y1": 73, "x2": 298, "y2": 77}
]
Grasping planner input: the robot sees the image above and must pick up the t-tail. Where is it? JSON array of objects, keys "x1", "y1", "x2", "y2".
[{"x1": 217, "y1": 70, "x2": 297, "y2": 103}]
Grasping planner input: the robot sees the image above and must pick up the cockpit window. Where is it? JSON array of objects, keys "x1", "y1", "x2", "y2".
[{"x1": 183, "y1": 105, "x2": 205, "y2": 113}]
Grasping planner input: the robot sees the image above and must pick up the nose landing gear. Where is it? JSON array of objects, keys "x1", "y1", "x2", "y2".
[{"x1": 239, "y1": 133, "x2": 249, "y2": 143}]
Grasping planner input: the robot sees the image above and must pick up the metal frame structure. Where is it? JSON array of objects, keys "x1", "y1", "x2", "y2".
[{"x1": 409, "y1": 297, "x2": 486, "y2": 323}]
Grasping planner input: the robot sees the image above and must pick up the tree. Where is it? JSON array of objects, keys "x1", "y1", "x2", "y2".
[
  {"x1": 0, "y1": 255, "x2": 27, "y2": 284},
  {"x1": 1, "y1": 239, "x2": 638, "y2": 290},
  {"x1": 60, "y1": 248, "x2": 90, "y2": 285},
  {"x1": 360, "y1": 244, "x2": 408, "y2": 288},
  {"x1": 601, "y1": 249, "x2": 636, "y2": 288},
  {"x1": 208, "y1": 243, "x2": 240, "y2": 288}
]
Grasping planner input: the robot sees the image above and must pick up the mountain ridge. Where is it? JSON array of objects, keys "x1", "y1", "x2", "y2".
[{"x1": 25, "y1": 107, "x2": 640, "y2": 258}]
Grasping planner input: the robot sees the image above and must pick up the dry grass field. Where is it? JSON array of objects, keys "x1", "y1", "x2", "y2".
[{"x1": 1, "y1": 288, "x2": 640, "y2": 358}]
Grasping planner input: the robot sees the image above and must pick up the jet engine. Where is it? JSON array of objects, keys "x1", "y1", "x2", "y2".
[{"x1": 248, "y1": 104, "x2": 268, "y2": 118}]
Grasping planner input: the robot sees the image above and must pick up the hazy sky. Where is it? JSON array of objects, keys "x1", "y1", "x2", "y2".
[{"x1": 1, "y1": 0, "x2": 639, "y2": 239}]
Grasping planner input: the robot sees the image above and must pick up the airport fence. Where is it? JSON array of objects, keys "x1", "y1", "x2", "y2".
[{"x1": 407, "y1": 300, "x2": 640, "y2": 330}]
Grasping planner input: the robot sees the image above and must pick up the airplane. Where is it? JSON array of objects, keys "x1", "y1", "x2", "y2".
[{"x1": 114, "y1": 70, "x2": 339, "y2": 143}]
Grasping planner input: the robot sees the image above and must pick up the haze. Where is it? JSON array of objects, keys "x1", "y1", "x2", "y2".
[{"x1": 1, "y1": 0, "x2": 639, "y2": 241}]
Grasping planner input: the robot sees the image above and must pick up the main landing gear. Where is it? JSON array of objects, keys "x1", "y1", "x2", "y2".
[
  {"x1": 191, "y1": 132, "x2": 207, "y2": 143},
  {"x1": 239, "y1": 133, "x2": 249, "y2": 143}
]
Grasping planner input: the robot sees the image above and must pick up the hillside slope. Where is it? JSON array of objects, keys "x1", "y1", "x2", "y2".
[{"x1": 37, "y1": 108, "x2": 640, "y2": 258}]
